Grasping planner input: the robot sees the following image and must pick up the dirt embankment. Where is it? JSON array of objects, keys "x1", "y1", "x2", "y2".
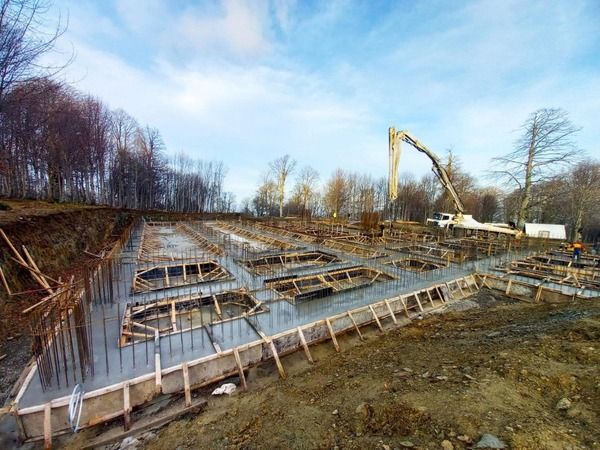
[
  {"x1": 136, "y1": 291, "x2": 600, "y2": 450},
  {"x1": 0, "y1": 202, "x2": 134, "y2": 405}
]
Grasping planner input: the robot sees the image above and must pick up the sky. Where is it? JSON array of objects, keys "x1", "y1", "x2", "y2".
[{"x1": 47, "y1": 0, "x2": 600, "y2": 204}]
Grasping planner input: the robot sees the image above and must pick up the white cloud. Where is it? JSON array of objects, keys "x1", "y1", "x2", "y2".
[
  {"x1": 177, "y1": 3, "x2": 267, "y2": 57},
  {"x1": 115, "y1": 0, "x2": 167, "y2": 34}
]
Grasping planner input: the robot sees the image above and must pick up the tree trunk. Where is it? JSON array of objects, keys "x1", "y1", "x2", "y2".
[{"x1": 517, "y1": 123, "x2": 537, "y2": 229}]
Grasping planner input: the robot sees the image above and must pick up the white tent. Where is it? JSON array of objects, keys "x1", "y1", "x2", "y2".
[{"x1": 524, "y1": 223, "x2": 566, "y2": 240}]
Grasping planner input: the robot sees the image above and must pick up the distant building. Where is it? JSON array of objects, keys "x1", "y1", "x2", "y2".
[{"x1": 524, "y1": 223, "x2": 566, "y2": 240}]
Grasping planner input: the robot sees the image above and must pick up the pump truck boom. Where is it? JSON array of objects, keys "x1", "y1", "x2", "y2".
[{"x1": 388, "y1": 127, "x2": 520, "y2": 236}]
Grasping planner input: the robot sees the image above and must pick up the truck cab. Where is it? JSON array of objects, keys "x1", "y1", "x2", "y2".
[{"x1": 427, "y1": 212, "x2": 454, "y2": 228}]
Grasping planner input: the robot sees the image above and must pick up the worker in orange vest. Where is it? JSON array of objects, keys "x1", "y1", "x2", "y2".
[{"x1": 572, "y1": 241, "x2": 584, "y2": 261}]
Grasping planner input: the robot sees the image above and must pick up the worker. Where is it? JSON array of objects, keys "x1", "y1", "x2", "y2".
[{"x1": 572, "y1": 241, "x2": 584, "y2": 261}]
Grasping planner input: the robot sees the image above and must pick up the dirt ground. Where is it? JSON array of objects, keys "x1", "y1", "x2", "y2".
[{"x1": 96, "y1": 289, "x2": 600, "y2": 450}]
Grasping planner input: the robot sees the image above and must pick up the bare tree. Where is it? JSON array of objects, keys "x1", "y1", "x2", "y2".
[
  {"x1": 269, "y1": 154, "x2": 296, "y2": 217},
  {"x1": 0, "y1": 0, "x2": 68, "y2": 110},
  {"x1": 492, "y1": 108, "x2": 580, "y2": 228},
  {"x1": 566, "y1": 160, "x2": 600, "y2": 240},
  {"x1": 293, "y1": 166, "x2": 319, "y2": 219},
  {"x1": 253, "y1": 173, "x2": 278, "y2": 216},
  {"x1": 323, "y1": 169, "x2": 348, "y2": 219}
]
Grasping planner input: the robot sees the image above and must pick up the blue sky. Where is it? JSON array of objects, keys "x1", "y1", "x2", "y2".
[{"x1": 48, "y1": 0, "x2": 600, "y2": 203}]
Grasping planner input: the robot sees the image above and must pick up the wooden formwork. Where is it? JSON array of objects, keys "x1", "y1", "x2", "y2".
[
  {"x1": 503, "y1": 258, "x2": 600, "y2": 290},
  {"x1": 446, "y1": 237, "x2": 512, "y2": 256},
  {"x1": 384, "y1": 229, "x2": 437, "y2": 244},
  {"x1": 477, "y1": 272, "x2": 599, "y2": 302},
  {"x1": 137, "y1": 221, "x2": 169, "y2": 262},
  {"x1": 252, "y1": 222, "x2": 319, "y2": 244},
  {"x1": 533, "y1": 250, "x2": 600, "y2": 269},
  {"x1": 120, "y1": 290, "x2": 267, "y2": 346},
  {"x1": 265, "y1": 265, "x2": 395, "y2": 302},
  {"x1": 385, "y1": 257, "x2": 447, "y2": 272},
  {"x1": 241, "y1": 250, "x2": 340, "y2": 275},
  {"x1": 132, "y1": 261, "x2": 231, "y2": 293},
  {"x1": 253, "y1": 220, "x2": 352, "y2": 240},
  {"x1": 385, "y1": 243, "x2": 466, "y2": 263},
  {"x1": 214, "y1": 221, "x2": 300, "y2": 250},
  {"x1": 322, "y1": 239, "x2": 388, "y2": 259},
  {"x1": 13, "y1": 275, "x2": 481, "y2": 445},
  {"x1": 176, "y1": 224, "x2": 223, "y2": 256},
  {"x1": 137, "y1": 222, "x2": 222, "y2": 263},
  {"x1": 330, "y1": 234, "x2": 386, "y2": 245}
]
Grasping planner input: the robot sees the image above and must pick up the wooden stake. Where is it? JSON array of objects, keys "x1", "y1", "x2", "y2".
[
  {"x1": 154, "y1": 330, "x2": 162, "y2": 394},
  {"x1": 296, "y1": 327, "x2": 314, "y2": 363},
  {"x1": 170, "y1": 302, "x2": 177, "y2": 332},
  {"x1": 123, "y1": 383, "x2": 131, "y2": 431},
  {"x1": 232, "y1": 347, "x2": 247, "y2": 390},
  {"x1": 182, "y1": 363, "x2": 192, "y2": 406},
  {"x1": 267, "y1": 339, "x2": 286, "y2": 379},
  {"x1": 399, "y1": 296, "x2": 410, "y2": 318},
  {"x1": 534, "y1": 284, "x2": 544, "y2": 303},
  {"x1": 425, "y1": 289, "x2": 435, "y2": 307},
  {"x1": 384, "y1": 300, "x2": 397, "y2": 324},
  {"x1": 369, "y1": 305, "x2": 384, "y2": 331},
  {"x1": 22, "y1": 246, "x2": 53, "y2": 290},
  {"x1": 505, "y1": 279, "x2": 513, "y2": 295},
  {"x1": 212, "y1": 295, "x2": 222, "y2": 317},
  {"x1": 325, "y1": 318, "x2": 340, "y2": 352},
  {"x1": 43, "y1": 402, "x2": 52, "y2": 450},
  {"x1": 347, "y1": 311, "x2": 364, "y2": 340},
  {"x1": 0, "y1": 267, "x2": 11, "y2": 296},
  {"x1": 413, "y1": 293, "x2": 424, "y2": 312},
  {"x1": 455, "y1": 279, "x2": 466, "y2": 297}
]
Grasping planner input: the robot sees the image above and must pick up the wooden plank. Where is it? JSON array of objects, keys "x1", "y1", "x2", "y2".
[
  {"x1": 325, "y1": 318, "x2": 340, "y2": 352},
  {"x1": 384, "y1": 299, "x2": 397, "y2": 324},
  {"x1": 182, "y1": 363, "x2": 192, "y2": 407},
  {"x1": 232, "y1": 347, "x2": 248, "y2": 390},
  {"x1": 43, "y1": 402, "x2": 52, "y2": 450},
  {"x1": 426, "y1": 289, "x2": 435, "y2": 306},
  {"x1": 154, "y1": 352, "x2": 162, "y2": 395},
  {"x1": 433, "y1": 285, "x2": 445, "y2": 303},
  {"x1": 164, "y1": 267, "x2": 170, "y2": 287},
  {"x1": 505, "y1": 279, "x2": 513, "y2": 295},
  {"x1": 464, "y1": 277, "x2": 475, "y2": 293},
  {"x1": 413, "y1": 293, "x2": 424, "y2": 312},
  {"x1": 212, "y1": 295, "x2": 222, "y2": 317},
  {"x1": 455, "y1": 279, "x2": 466, "y2": 297},
  {"x1": 296, "y1": 327, "x2": 314, "y2": 363},
  {"x1": 82, "y1": 399, "x2": 207, "y2": 450},
  {"x1": 534, "y1": 283, "x2": 544, "y2": 303},
  {"x1": 170, "y1": 302, "x2": 177, "y2": 332},
  {"x1": 347, "y1": 311, "x2": 364, "y2": 340},
  {"x1": 123, "y1": 383, "x2": 131, "y2": 431},
  {"x1": 268, "y1": 340, "x2": 287, "y2": 379},
  {"x1": 0, "y1": 267, "x2": 11, "y2": 296},
  {"x1": 399, "y1": 296, "x2": 410, "y2": 318},
  {"x1": 369, "y1": 305, "x2": 384, "y2": 331}
]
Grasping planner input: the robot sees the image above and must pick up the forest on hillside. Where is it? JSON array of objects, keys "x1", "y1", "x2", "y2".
[{"x1": 0, "y1": 0, "x2": 233, "y2": 212}]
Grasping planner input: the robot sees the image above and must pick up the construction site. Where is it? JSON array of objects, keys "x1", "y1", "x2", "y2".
[
  {"x1": 0, "y1": 126, "x2": 597, "y2": 450},
  {"x1": 0, "y1": 201, "x2": 597, "y2": 450}
]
